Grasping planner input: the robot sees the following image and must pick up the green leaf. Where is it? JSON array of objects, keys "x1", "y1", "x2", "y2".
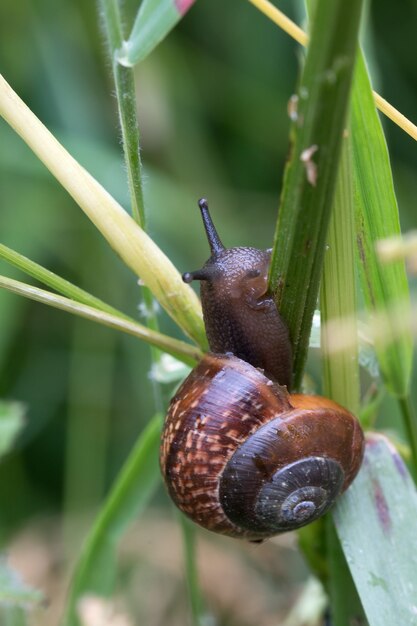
[
  {"x1": 0, "y1": 556, "x2": 43, "y2": 608},
  {"x1": 333, "y1": 435, "x2": 417, "y2": 626},
  {"x1": 118, "y1": 0, "x2": 197, "y2": 67},
  {"x1": 179, "y1": 515, "x2": 204, "y2": 626},
  {"x1": 351, "y1": 53, "x2": 413, "y2": 399},
  {"x1": 319, "y1": 131, "x2": 365, "y2": 624},
  {"x1": 269, "y1": 0, "x2": 363, "y2": 387},
  {"x1": 320, "y1": 136, "x2": 359, "y2": 414},
  {"x1": 63, "y1": 414, "x2": 162, "y2": 626},
  {"x1": 0, "y1": 402, "x2": 25, "y2": 459}
]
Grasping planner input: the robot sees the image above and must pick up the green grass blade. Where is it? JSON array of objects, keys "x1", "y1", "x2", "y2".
[
  {"x1": 119, "y1": 0, "x2": 196, "y2": 67},
  {"x1": 320, "y1": 136, "x2": 366, "y2": 624},
  {"x1": 63, "y1": 414, "x2": 162, "y2": 626},
  {"x1": 334, "y1": 435, "x2": 417, "y2": 626},
  {"x1": 0, "y1": 74, "x2": 207, "y2": 349},
  {"x1": 100, "y1": 0, "x2": 163, "y2": 369},
  {"x1": 101, "y1": 0, "x2": 145, "y2": 226},
  {"x1": 268, "y1": 0, "x2": 363, "y2": 387},
  {"x1": 0, "y1": 275, "x2": 201, "y2": 366},
  {"x1": 179, "y1": 515, "x2": 204, "y2": 626},
  {"x1": 0, "y1": 243, "x2": 131, "y2": 321},
  {"x1": 320, "y1": 137, "x2": 359, "y2": 414},
  {"x1": 352, "y1": 53, "x2": 413, "y2": 399}
]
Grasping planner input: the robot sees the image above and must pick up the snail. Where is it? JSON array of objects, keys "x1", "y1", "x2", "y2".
[{"x1": 160, "y1": 199, "x2": 364, "y2": 541}]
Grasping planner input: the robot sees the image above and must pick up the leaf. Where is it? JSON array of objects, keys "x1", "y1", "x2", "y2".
[
  {"x1": 351, "y1": 53, "x2": 413, "y2": 398},
  {"x1": 320, "y1": 136, "x2": 359, "y2": 414},
  {"x1": 319, "y1": 130, "x2": 365, "y2": 624},
  {"x1": 0, "y1": 401, "x2": 25, "y2": 459},
  {"x1": 63, "y1": 414, "x2": 162, "y2": 626},
  {"x1": 268, "y1": 0, "x2": 363, "y2": 387},
  {"x1": 118, "y1": 0, "x2": 197, "y2": 67},
  {"x1": 333, "y1": 435, "x2": 417, "y2": 626}
]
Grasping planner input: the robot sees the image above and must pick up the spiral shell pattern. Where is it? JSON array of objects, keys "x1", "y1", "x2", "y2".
[{"x1": 160, "y1": 354, "x2": 364, "y2": 541}]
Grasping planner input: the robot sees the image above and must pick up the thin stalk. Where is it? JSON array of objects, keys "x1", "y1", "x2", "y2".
[
  {"x1": 269, "y1": 0, "x2": 363, "y2": 387},
  {"x1": 101, "y1": 0, "x2": 145, "y2": 225},
  {"x1": 398, "y1": 396, "x2": 417, "y2": 479},
  {"x1": 0, "y1": 275, "x2": 201, "y2": 366},
  {"x1": 0, "y1": 74, "x2": 207, "y2": 348},
  {"x1": 101, "y1": 0, "x2": 169, "y2": 413},
  {"x1": 100, "y1": 4, "x2": 203, "y2": 616},
  {"x1": 63, "y1": 414, "x2": 162, "y2": 626},
  {"x1": 320, "y1": 136, "x2": 364, "y2": 625},
  {"x1": 247, "y1": 0, "x2": 417, "y2": 142},
  {"x1": 0, "y1": 243, "x2": 131, "y2": 320},
  {"x1": 320, "y1": 138, "x2": 359, "y2": 414},
  {"x1": 179, "y1": 515, "x2": 204, "y2": 626}
]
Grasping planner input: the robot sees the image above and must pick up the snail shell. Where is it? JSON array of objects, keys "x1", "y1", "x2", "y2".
[{"x1": 160, "y1": 353, "x2": 364, "y2": 541}]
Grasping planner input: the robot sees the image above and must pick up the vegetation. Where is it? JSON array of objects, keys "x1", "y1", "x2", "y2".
[{"x1": 0, "y1": 0, "x2": 416, "y2": 625}]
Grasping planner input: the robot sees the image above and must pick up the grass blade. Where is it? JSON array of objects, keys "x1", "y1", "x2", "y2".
[
  {"x1": 101, "y1": 0, "x2": 145, "y2": 226},
  {"x1": 352, "y1": 53, "x2": 413, "y2": 399},
  {"x1": 63, "y1": 414, "x2": 162, "y2": 626},
  {"x1": 268, "y1": 0, "x2": 363, "y2": 387},
  {"x1": 320, "y1": 135, "x2": 365, "y2": 624},
  {"x1": 0, "y1": 275, "x2": 201, "y2": 366},
  {"x1": 320, "y1": 137, "x2": 359, "y2": 414},
  {"x1": 0, "y1": 243, "x2": 131, "y2": 320},
  {"x1": 0, "y1": 74, "x2": 207, "y2": 349},
  {"x1": 119, "y1": 0, "x2": 196, "y2": 67},
  {"x1": 248, "y1": 0, "x2": 417, "y2": 142},
  {"x1": 100, "y1": 0, "x2": 164, "y2": 374},
  {"x1": 179, "y1": 515, "x2": 204, "y2": 626},
  {"x1": 334, "y1": 435, "x2": 417, "y2": 626}
]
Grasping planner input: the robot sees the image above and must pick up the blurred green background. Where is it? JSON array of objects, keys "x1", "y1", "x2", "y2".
[{"x1": 0, "y1": 0, "x2": 416, "y2": 623}]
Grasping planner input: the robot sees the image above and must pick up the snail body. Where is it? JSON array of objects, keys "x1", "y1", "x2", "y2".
[
  {"x1": 160, "y1": 199, "x2": 364, "y2": 540},
  {"x1": 183, "y1": 199, "x2": 292, "y2": 388}
]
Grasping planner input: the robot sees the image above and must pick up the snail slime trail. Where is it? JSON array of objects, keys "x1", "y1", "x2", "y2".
[{"x1": 160, "y1": 199, "x2": 364, "y2": 541}]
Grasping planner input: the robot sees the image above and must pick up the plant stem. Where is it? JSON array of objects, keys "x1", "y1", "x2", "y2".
[
  {"x1": 101, "y1": 0, "x2": 145, "y2": 226},
  {"x1": 248, "y1": 0, "x2": 417, "y2": 142},
  {"x1": 269, "y1": 0, "x2": 363, "y2": 387},
  {"x1": 179, "y1": 515, "x2": 204, "y2": 626},
  {"x1": 100, "y1": 0, "x2": 166, "y2": 411},
  {"x1": 63, "y1": 414, "x2": 162, "y2": 626},
  {"x1": 320, "y1": 133, "x2": 363, "y2": 625},
  {"x1": 0, "y1": 243, "x2": 131, "y2": 320},
  {"x1": 398, "y1": 396, "x2": 417, "y2": 479},
  {"x1": 321, "y1": 138, "x2": 359, "y2": 415},
  {"x1": 0, "y1": 275, "x2": 201, "y2": 365},
  {"x1": 0, "y1": 74, "x2": 206, "y2": 347}
]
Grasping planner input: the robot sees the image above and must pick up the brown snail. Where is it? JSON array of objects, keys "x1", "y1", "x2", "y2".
[{"x1": 160, "y1": 199, "x2": 364, "y2": 541}]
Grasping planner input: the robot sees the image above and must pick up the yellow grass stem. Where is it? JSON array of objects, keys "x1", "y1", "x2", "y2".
[
  {"x1": 0, "y1": 73, "x2": 206, "y2": 348},
  {"x1": 248, "y1": 0, "x2": 417, "y2": 142}
]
